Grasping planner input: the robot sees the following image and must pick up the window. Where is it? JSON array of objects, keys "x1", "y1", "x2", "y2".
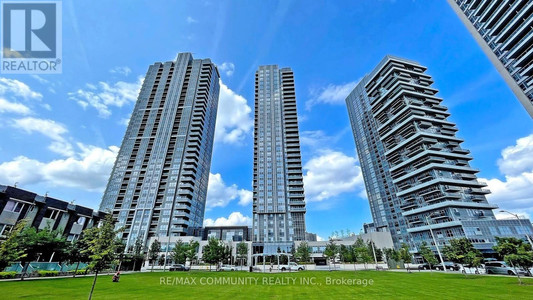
[
  {"x1": 4, "y1": 200, "x2": 24, "y2": 213},
  {"x1": 44, "y1": 209, "x2": 61, "y2": 219},
  {"x1": 76, "y1": 216, "x2": 86, "y2": 225}
]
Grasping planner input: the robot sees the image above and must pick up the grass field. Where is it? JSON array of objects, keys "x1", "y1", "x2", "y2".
[{"x1": 1, "y1": 270, "x2": 532, "y2": 299}]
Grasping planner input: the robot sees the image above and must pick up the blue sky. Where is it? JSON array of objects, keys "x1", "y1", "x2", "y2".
[{"x1": 1, "y1": 0, "x2": 532, "y2": 240}]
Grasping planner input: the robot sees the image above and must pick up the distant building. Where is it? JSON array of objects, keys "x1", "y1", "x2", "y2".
[
  {"x1": 0, "y1": 185, "x2": 106, "y2": 241},
  {"x1": 447, "y1": 0, "x2": 533, "y2": 118},
  {"x1": 345, "y1": 55, "x2": 533, "y2": 253},
  {"x1": 100, "y1": 53, "x2": 220, "y2": 249},
  {"x1": 253, "y1": 65, "x2": 306, "y2": 254},
  {"x1": 305, "y1": 232, "x2": 317, "y2": 242},
  {"x1": 203, "y1": 226, "x2": 251, "y2": 242}
]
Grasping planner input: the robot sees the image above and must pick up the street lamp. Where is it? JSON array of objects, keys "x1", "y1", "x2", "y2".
[
  {"x1": 499, "y1": 210, "x2": 533, "y2": 248},
  {"x1": 425, "y1": 215, "x2": 446, "y2": 272}
]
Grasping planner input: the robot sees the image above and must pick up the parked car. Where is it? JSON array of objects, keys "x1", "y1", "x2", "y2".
[
  {"x1": 435, "y1": 262, "x2": 460, "y2": 271},
  {"x1": 219, "y1": 265, "x2": 236, "y2": 271},
  {"x1": 485, "y1": 261, "x2": 528, "y2": 276},
  {"x1": 169, "y1": 264, "x2": 190, "y2": 271},
  {"x1": 418, "y1": 263, "x2": 433, "y2": 270},
  {"x1": 278, "y1": 262, "x2": 305, "y2": 271}
]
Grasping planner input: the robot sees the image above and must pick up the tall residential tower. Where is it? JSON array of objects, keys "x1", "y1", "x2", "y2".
[
  {"x1": 346, "y1": 56, "x2": 533, "y2": 253},
  {"x1": 100, "y1": 53, "x2": 220, "y2": 248},
  {"x1": 447, "y1": 0, "x2": 533, "y2": 118},
  {"x1": 253, "y1": 65, "x2": 306, "y2": 253}
]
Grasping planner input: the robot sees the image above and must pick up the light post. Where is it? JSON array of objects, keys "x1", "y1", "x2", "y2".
[
  {"x1": 500, "y1": 210, "x2": 533, "y2": 248},
  {"x1": 425, "y1": 215, "x2": 446, "y2": 272}
]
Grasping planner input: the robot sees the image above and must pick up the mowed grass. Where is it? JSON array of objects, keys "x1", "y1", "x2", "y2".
[{"x1": 1, "y1": 270, "x2": 532, "y2": 299}]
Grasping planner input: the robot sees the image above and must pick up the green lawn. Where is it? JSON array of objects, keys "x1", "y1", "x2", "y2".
[{"x1": 1, "y1": 270, "x2": 532, "y2": 299}]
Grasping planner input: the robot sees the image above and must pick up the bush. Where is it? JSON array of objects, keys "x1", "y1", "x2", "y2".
[
  {"x1": 0, "y1": 271, "x2": 17, "y2": 279},
  {"x1": 37, "y1": 270, "x2": 59, "y2": 277},
  {"x1": 75, "y1": 269, "x2": 88, "y2": 275}
]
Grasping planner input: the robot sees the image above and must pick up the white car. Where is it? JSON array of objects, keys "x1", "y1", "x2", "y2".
[
  {"x1": 278, "y1": 262, "x2": 305, "y2": 271},
  {"x1": 219, "y1": 265, "x2": 236, "y2": 271}
]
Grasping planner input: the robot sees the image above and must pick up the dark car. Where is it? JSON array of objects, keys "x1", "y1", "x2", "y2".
[
  {"x1": 169, "y1": 264, "x2": 190, "y2": 271},
  {"x1": 435, "y1": 262, "x2": 460, "y2": 271},
  {"x1": 418, "y1": 263, "x2": 432, "y2": 270}
]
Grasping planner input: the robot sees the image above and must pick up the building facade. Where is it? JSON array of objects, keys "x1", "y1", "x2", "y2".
[
  {"x1": 447, "y1": 0, "x2": 533, "y2": 118},
  {"x1": 100, "y1": 53, "x2": 220, "y2": 249},
  {"x1": 253, "y1": 65, "x2": 306, "y2": 252},
  {"x1": 0, "y1": 185, "x2": 106, "y2": 241},
  {"x1": 346, "y1": 55, "x2": 533, "y2": 253}
]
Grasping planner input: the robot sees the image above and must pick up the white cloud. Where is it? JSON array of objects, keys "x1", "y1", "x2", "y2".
[
  {"x1": 480, "y1": 133, "x2": 533, "y2": 217},
  {"x1": 306, "y1": 81, "x2": 358, "y2": 110},
  {"x1": 203, "y1": 212, "x2": 252, "y2": 227},
  {"x1": 109, "y1": 66, "x2": 132, "y2": 76},
  {"x1": 206, "y1": 173, "x2": 252, "y2": 208},
  {"x1": 215, "y1": 80, "x2": 253, "y2": 144},
  {"x1": 118, "y1": 115, "x2": 131, "y2": 126},
  {"x1": 218, "y1": 62, "x2": 235, "y2": 77},
  {"x1": 303, "y1": 150, "x2": 365, "y2": 202},
  {"x1": 11, "y1": 117, "x2": 74, "y2": 156},
  {"x1": 316, "y1": 235, "x2": 325, "y2": 241},
  {"x1": 0, "y1": 144, "x2": 119, "y2": 192},
  {"x1": 186, "y1": 16, "x2": 198, "y2": 24},
  {"x1": 68, "y1": 76, "x2": 143, "y2": 118},
  {"x1": 497, "y1": 134, "x2": 533, "y2": 176},
  {"x1": 0, "y1": 78, "x2": 43, "y2": 100},
  {"x1": 0, "y1": 98, "x2": 32, "y2": 115}
]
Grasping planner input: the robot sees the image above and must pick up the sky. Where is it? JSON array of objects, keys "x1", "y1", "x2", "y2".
[{"x1": 1, "y1": 0, "x2": 532, "y2": 241}]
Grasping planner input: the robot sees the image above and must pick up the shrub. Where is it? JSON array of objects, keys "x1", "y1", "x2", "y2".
[
  {"x1": 0, "y1": 271, "x2": 17, "y2": 279},
  {"x1": 75, "y1": 269, "x2": 88, "y2": 275},
  {"x1": 37, "y1": 270, "x2": 59, "y2": 277}
]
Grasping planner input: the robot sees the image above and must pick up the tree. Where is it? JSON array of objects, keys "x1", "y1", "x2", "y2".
[
  {"x1": 185, "y1": 241, "x2": 200, "y2": 266},
  {"x1": 442, "y1": 238, "x2": 482, "y2": 276},
  {"x1": 81, "y1": 214, "x2": 123, "y2": 300},
  {"x1": 419, "y1": 242, "x2": 438, "y2": 271},
  {"x1": 131, "y1": 237, "x2": 145, "y2": 271},
  {"x1": 236, "y1": 242, "x2": 248, "y2": 269},
  {"x1": 339, "y1": 244, "x2": 354, "y2": 263},
  {"x1": 493, "y1": 237, "x2": 533, "y2": 274},
  {"x1": 0, "y1": 220, "x2": 27, "y2": 270},
  {"x1": 172, "y1": 240, "x2": 187, "y2": 264},
  {"x1": 67, "y1": 237, "x2": 91, "y2": 277},
  {"x1": 354, "y1": 238, "x2": 372, "y2": 269},
  {"x1": 399, "y1": 243, "x2": 413, "y2": 272},
  {"x1": 148, "y1": 240, "x2": 161, "y2": 272},
  {"x1": 203, "y1": 237, "x2": 223, "y2": 271},
  {"x1": 17, "y1": 225, "x2": 69, "y2": 264},
  {"x1": 295, "y1": 242, "x2": 311, "y2": 263},
  {"x1": 383, "y1": 248, "x2": 400, "y2": 262},
  {"x1": 324, "y1": 239, "x2": 338, "y2": 270}
]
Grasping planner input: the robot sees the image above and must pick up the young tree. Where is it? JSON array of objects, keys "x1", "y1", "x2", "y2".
[
  {"x1": 295, "y1": 242, "x2": 311, "y2": 263},
  {"x1": 442, "y1": 238, "x2": 482, "y2": 276},
  {"x1": 419, "y1": 242, "x2": 438, "y2": 271},
  {"x1": 67, "y1": 237, "x2": 91, "y2": 277},
  {"x1": 132, "y1": 237, "x2": 145, "y2": 271},
  {"x1": 324, "y1": 239, "x2": 338, "y2": 270},
  {"x1": 185, "y1": 241, "x2": 200, "y2": 266},
  {"x1": 148, "y1": 240, "x2": 161, "y2": 272},
  {"x1": 172, "y1": 240, "x2": 187, "y2": 264},
  {"x1": 493, "y1": 237, "x2": 533, "y2": 274},
  {"x1": 353, "y1": 238, "x2": 372, "y2": 269},
  {"x1": 236, "y1": 242, "x2": 248, "y2": 269},
  {"x1": 399, "y1": 243, "x2": 413, "y2": 272},
  {"x1": 81, "y1": 214, "x2": 124, "y2": 300},
  {"x1": 203, "y1": 237, "x2": 223, "y2": 271},
  {"x1": 0, "y1": 220, "x2": 27, "y2": 270}
]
